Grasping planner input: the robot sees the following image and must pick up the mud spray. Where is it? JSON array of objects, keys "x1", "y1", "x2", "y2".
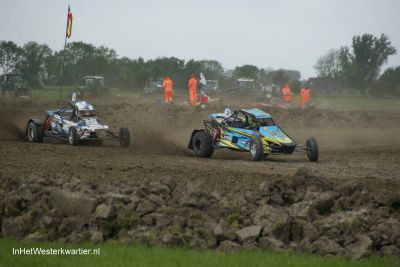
[{"x1": 0, "y1": 116, "x2": 26, "y2": 140}]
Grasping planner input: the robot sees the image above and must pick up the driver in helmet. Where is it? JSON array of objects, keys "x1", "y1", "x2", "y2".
[{"x1": 247, "y1": 116, "x2": 257, "y2": 129}]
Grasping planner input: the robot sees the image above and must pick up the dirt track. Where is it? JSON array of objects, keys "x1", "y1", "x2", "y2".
[{"x1": 1, "y1": 96, "x2": 400, "y2": 194}]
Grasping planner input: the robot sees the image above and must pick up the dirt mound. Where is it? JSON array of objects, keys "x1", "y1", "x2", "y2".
[{"x1": 1, "y1": 169, "x2": 399, "y2": 258}]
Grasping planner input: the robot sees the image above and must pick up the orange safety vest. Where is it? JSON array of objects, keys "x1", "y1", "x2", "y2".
[
  {"x1": 281, "y1": 86, "x2": 292, "y2": 102},
  {"x1": 188, "y1": 77, "x2": 197, "y2": 106},
  {"x1": 162, "y1": 78, "x2": 173, "y2": 92},
  {"x1": 188, "y1": 77, "x2": 197, "y2": 93},
  {"x1": 301, "y1": 88, "x2": 310, "y2": 104}
]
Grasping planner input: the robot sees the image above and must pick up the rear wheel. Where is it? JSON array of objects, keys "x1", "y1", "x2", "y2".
[
  {"x1": 306, "y1": 137, "x2": 319, "y2": 162},
  {"x1": 119, "y1": 128, "x2": 131, "y2": 147},
  {"x1": 27, "y1": 121, "x2": 44, "y2": 143},
  {"x1": 68, "y1": 126, "x2": 79, "y2": 146},
  {"x1": 250, "y1": 137, "x2": 264, "y2": 161},
  {"x1": 192, "y1": 130, "x2": 214, "y2": 158}
]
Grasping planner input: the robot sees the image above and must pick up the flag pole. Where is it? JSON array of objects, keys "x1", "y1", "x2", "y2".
[
  {"x1": 59, "y1": 5, "x2": 70, "y2": 105},
  {"x1": 59, "y1": 36, "x2": 67, "y2": 105}
]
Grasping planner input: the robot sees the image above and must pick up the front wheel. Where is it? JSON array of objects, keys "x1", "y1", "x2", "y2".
[
  {"x1": 68, "y1": 126, "x2": 79, "y2": 146},
  {"x1": 192, "y1": 130, "x2": 214, "y2": 158},
  {"x1": 27, "y1": 121, "x2": 44, "y2": 143},
  {"x1": 250, "y1": 137, "x2": 264, "y2": 161},
  {"x1": 306, "y1": 137, "x2": 319, "y2": 162},
  {"x1": 119, "y1": 128, "x2": 131, "y2": 147}
]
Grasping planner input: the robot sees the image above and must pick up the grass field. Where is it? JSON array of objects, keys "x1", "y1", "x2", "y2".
[
  {"x1": 30, "y1": 87, "x2": 400, "y2": 111},
  {"x1": 31, "y1": 86, "x2": 74, "y2": 101},
  {"x1": 311, "y1": 95, "x2": 400, "y2": 110},
  {"x1": 0, "y1": 239, "x2": 399, "y2": 267}
]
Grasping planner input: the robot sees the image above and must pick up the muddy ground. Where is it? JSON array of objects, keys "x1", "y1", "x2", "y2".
[
  {"x1": 0, "y1": 95, "x2": 399, "y2": 194},
  {"x1": 1, "y1": 95, "x2": 400, "y2": 257}
]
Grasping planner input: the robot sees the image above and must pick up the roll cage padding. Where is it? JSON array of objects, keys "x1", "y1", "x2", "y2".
[{"x1": 56, "y1": 102, "x2": 78, "y2": 121}]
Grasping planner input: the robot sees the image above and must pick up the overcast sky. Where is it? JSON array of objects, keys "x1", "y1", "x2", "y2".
[{"x1": 1, "y1": 0, "x2": 399, "y2": 79}]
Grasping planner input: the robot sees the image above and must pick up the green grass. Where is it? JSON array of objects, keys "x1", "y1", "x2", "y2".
[
  {"x1": 0, "y1": 239, "x2": 399, "y2": 267},
  {"x1": 312, "y1": 95, "x2": 400, "y2": 111},
  {"x1": 28, "y1": 87, "x2": 400, "y2": 111},
  {"x1": 32, "y1": 86, "x2": 74, "y2": 101}
]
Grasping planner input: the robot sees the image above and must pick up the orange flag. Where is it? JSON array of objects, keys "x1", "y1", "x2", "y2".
[{"x1": 66, "y1": 6, "x2": 73, "y2": 38}]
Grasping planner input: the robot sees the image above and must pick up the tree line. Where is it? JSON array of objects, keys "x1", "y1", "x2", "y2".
[
  {"x1": 313, "y1": 33, "x2": 398, "y2": 95},
  {"x1": 0, "y1": 40, "x2": 304, "y2": 91},
  {"x1": 1, "y1": 33, "x2": 398, "y2": 95}
]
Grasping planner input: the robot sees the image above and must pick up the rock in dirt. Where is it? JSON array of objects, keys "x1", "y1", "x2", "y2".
[
  {"x1": 213, "y1": 219, "x2": 236, "y2": 242},
  {"x1": 146, "y1": 194, "x2": 164, "y2": 207},
  {"x1": 106, "y1": 193, "x2": 131, "y2": 204},
  {"x1": 49, "y1": 190, "x2": 96, "y2": 222},
  {"x1": 376, "y1": 218, "x2": 400, "y2": 244},
  {"x1": 17, "y1": 185, "x2": 34, "y2": 201},
  {"x1": 253, "y1": 204, "x2": 288, "y2": 226},
  {"x1": 288, "y1": 201, "x2": 317, "y2": 221},
  {"x1": 305, "y1": 192, "x2": 335, "y2": 215},
  {"x1": 146, "y1": 182, "x2": 171, "y2": 197},
  {"x1": 235, "y1": 225, "x2": 261, "y2": 243},
  {"x1": 57, "y1": 217, "x2": 82, "y2": 237},
  {"x1": 90, "y1": 231, "x2": 104, "y2": 243},
  {"x1": 159, "y1": 175, "x2": 176, "y2": 191},
  {"x1": 345, "y1": 234, "x2": 372, "y2": 259},
  {"x1": 259, "y1": 236, "x2": 285, "y2": 250},
  {"x1": 94, "y1": 204, "x2": 116, "y2": 219},
  {"x1": 334, "y1": 181, "x2": 363, "y2": 197},
  {"x1": 381, "y1": 245, "x2": 400, "y2": 255},
  {"x1": 258, "y1": 180, "x2": 284, "y2": 205},
  {"x1": 1, "y1": 213, "x2": 31, "y2": 238},
  {"x1": 217, "y1": 240, "x2": 241, "y2": 252},
  {"x1": 375, "y1": 191, "x2": 400, "y2": 208},
  {"x1": 1, "y1": 194, "x2": 25, "y2": 217},
  {"x1": 313, "y1": 236, "x2": 343, "y2": 255},
  {"x1": 180, "y1": 194, "x2": 210, "y2": 208},
  {"x1": 186, "y1": 179, "x2": 205, "y2": 194},
  {"x1": 136, "y1": 199, "x2": 157, "y2": 216}
]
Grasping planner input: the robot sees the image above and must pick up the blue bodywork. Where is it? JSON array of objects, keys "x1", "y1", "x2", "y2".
[
  {"x1": 241, "y1": 108, "x2": 272, "y2": 119},
  {"x1": 43, "y1": 102, "x2": 108, "y2": 139},
  {"x1": 209, "y1": 108, "x2": 296, "y2": 154}
]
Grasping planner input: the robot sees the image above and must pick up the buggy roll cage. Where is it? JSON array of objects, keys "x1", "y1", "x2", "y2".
[
  {"x1": 202, "y1": 111, "x2": 260, "y2": 150},
  {"x1": 203, "y1": 110, "x2": 266, "y2": 134},
  {"x1": 202, "y1": 110, "x2": 307, "y2": 154}
]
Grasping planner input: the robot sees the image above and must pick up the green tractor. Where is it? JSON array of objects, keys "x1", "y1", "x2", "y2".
[
  {"x1": 77, "y1": 76, "x2": 111, "y2": 98},
  {"x1": 0, "y1": 73, "x2": 32, "y2": 99}
]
